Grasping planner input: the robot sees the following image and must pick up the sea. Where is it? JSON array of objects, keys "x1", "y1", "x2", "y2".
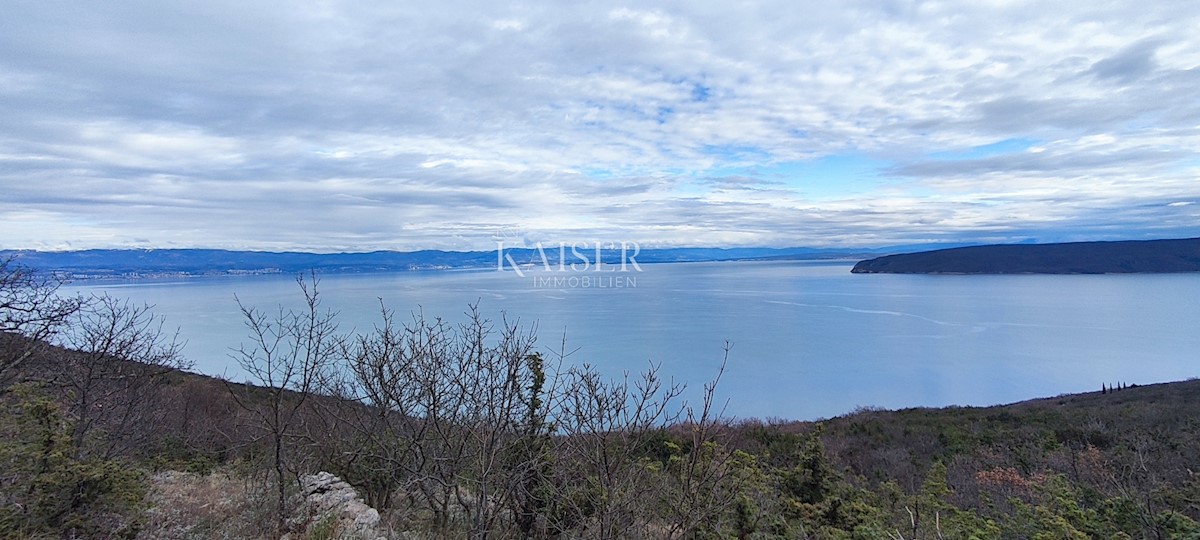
[{"x1": 70, "y1": 260, "x2": 1200, "y2": 420}]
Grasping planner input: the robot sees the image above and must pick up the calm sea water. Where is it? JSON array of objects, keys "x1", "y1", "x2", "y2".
[{"x1": 71, "y1": 260, "x2": 1200, "y2": 420}]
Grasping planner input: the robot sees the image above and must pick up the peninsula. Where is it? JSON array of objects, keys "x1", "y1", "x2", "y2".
[{"x1": 851, "y1": 237, "x2": 1200, "y2": 274}]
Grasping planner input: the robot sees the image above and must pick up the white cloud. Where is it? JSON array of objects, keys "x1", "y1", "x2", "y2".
[{"x1": 2, "y1": 0, "x2": 1199, "y2": 250}]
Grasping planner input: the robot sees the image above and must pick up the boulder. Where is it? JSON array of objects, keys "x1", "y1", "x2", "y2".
[{"x1": 287, "y1": 472, "x2": 387, "y2": 540}]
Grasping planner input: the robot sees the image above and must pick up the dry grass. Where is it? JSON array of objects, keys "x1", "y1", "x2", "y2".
[{"x1": 137, "y1": 469, "x2": 275, "y2": 540}]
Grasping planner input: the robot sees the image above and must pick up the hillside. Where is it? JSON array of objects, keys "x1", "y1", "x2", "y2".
[
  {"x1": 851, "y1": 237, "x2": 1200, "y2": 274},
  {"x1": 7, "y1": 329, "x2": 1200, "y2": 538}
]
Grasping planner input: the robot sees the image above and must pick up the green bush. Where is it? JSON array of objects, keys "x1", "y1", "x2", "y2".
[{"x1": 0, "y1": 385, "x2": 148, "y2": 539}]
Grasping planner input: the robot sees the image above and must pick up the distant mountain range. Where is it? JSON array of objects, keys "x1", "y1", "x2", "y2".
[
  {"x1": 2, "y1": 243, "x2": 970, "y2": 278},
  {"x1": 851, "y1": 237, "x2": 1200, "y2": 274}
]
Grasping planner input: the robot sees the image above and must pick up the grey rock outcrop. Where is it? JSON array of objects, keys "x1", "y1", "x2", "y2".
[{"x1": 286, "y1": 472, "x2": 387, "y2": 540}]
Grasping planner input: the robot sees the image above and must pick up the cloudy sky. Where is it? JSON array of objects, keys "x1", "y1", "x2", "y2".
[{"x1": 2, "y1": 1, "x2": 1199, "y2": 251}]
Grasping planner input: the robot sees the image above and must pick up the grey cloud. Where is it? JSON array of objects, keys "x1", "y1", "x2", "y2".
[
  {"x1": 1087, "y1": 40, "x2": 1161, "y2": 83},
  {"x1": 890, "y1": 145, "x2": 1189, "y2": 178},
  {"x1": 557, "y1": 178, "x2": 663, "y2": 198}
]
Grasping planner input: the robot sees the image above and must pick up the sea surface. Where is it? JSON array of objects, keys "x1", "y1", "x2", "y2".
[{"x1": 70, "y1": 260, "x2": 1200, "y2": 420}]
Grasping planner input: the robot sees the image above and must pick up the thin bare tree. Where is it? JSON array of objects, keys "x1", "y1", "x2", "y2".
[
  {"x1": 52, "y1": 294, "x2": 189, "y2": 459},
  {"x1": 0, "y1": 256, "x2": 84, "y2": 389},
  {"x1": 660, "y1": 345, "x2": 746, "y2": 539},
  {"x1": 332, "y1": 303, "x2": 544, "y2": 536},
  {"x1": 550, "y1": 361, "x2": 685, "y2": 539},
  {"x1": 226, "y1": 273, "x2": 341, "y2": 534}
]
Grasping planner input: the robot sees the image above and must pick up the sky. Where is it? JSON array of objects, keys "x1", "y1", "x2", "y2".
[{"x1": 2, "y1": 0, "x2": 1199, "y2": 252}]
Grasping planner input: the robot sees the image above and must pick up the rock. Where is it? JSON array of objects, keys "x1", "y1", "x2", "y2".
[{"x1": 289, "y1": 472, "x2": 387, "y2": 540}]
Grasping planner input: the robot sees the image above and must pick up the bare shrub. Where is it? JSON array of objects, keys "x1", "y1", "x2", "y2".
[{"x1": 0, "y1": 256, "x2": 84, "y2": 389}]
